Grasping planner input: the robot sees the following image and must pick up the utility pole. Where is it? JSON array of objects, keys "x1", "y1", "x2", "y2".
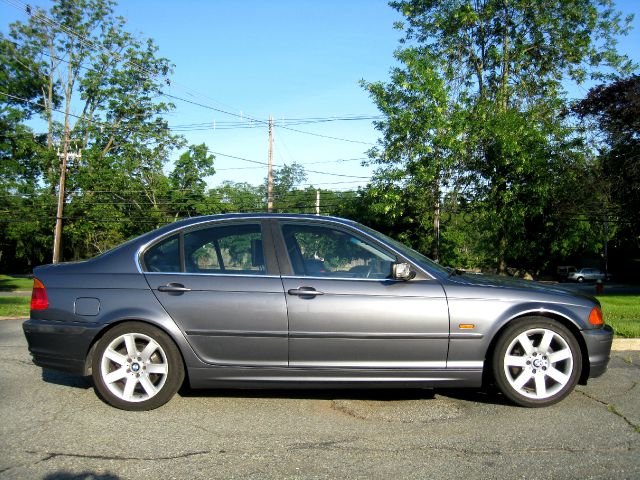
[
  {"x1": 316, "y1": 189, "x2": 320, "y2": 215},
  {"x1": 52, "y1": 137, "x2": 81, "y2": 264},
  {"x1": 267, "y1": 116, "x2": 274, "y2": 213},
  {"x1": 433, "y1": 197, "x2": 440, "y2": 263},
  {"x1": 604, "y1": 213, "x2": 609, "y2": 276}
]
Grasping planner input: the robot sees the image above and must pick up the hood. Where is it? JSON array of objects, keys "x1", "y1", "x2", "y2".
[{"x1": 445, "y1": 272, "x2": 599, "y2": 304}]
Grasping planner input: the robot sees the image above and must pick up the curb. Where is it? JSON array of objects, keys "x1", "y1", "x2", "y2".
[{"x1": 611, "y1": 338, "x2": 640, "y2": 351}]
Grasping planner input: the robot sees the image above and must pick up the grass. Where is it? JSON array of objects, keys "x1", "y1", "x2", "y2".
[
  {"x1": 0, "y1": 296, "x2": 30, "y2": 317},
  {"x1": 597, "y1": 295, "x2": 640, "y2": 338},
  {"x1": 0, "y1": 274, "x2": 33, "y2": 292}
]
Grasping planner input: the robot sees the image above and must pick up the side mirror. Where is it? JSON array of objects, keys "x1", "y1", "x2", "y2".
[{"x1": 392, "y1": 262, "x2": 416, "y2": 281}]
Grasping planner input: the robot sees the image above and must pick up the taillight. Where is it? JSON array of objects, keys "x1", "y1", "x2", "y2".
[
  {"x1": 31, "y1": 278, "x2": 49, "y2": 311},
  {"x1": 588, "y1": 306, "x2": 603, "y2": 326}
]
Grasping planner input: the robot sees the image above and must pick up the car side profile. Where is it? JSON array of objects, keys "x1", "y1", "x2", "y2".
[
  {"x1": 23, "y1": 214, "x2": 613, "y2": 410},
  {"x1": 567, "y1": 268, "x2": 609, "y2": 283}
]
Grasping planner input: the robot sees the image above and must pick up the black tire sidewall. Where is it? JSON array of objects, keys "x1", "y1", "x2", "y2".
[
  {"x1": 492, "y1": 317, "x2": 582, "y2": 408},
  {"x1": 92, "y1": 322, "x2": 185, "y2": 411}
]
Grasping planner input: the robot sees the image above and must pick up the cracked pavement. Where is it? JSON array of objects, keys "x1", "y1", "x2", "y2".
[{"x1": 1, "y1": 319, "x2": 638, "y2": 479}]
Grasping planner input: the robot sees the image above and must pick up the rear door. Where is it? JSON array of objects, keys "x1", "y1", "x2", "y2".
[{"x1": 143, "y1": 219, "x2": 288, "y2": 366}]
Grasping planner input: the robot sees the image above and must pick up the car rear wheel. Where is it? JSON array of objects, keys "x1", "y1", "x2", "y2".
[
  {"x1": 577, "y1": 276, "x2": 584, "y2": 283},
  {"x1": 492, "y1": 318, "x2": 581, "y2": 407},
  {"x1": 92, "y1": 322, "x2": 184, "y2": 411}
]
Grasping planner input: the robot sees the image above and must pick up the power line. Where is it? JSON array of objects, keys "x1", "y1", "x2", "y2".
[
  {"x1": 169, "y1": 116, "x2": 382, "y2": 131},
  {"x1": 2, "y1": 23, "x2": 377, "y2": 148},
  {"x1": 163, "y1": 93, "x2": 376, "y2": 145},
  {"x1": 2, "y1": 0, "x2": 256, "y2": 126},
  {"x1": 210, "y1": 151, "x2": 371, "y2": 179}
]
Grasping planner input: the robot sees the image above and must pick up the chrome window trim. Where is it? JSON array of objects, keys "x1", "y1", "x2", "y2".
[
  {"x1": 275, "y1": 218, "x2": 437, "y2": 280},
  {"x1": 135, "y1": 216, "x2": 268, "y2": 274},
  {"x1": 143, "y1": 271, "x2": 279, "y2": 279},
  {"x1": 134, "y1": 214, "x2": 437, "y2": 280}
]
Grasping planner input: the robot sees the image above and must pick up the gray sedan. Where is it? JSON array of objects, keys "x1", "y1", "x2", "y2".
[
  {"x1": 23, "y1": 214, "x2": 613, "y2": 410},
  {"x1": 567, "y1": 268, "x2": 609, "y2": 283}
]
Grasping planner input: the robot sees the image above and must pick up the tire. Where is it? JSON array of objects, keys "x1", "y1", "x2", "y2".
[
  {"x1": 492, "y1": 317, "x2": 582, "y2": 407},
  {"x1": 577, "y1": 276, "x2": 584, "y2": 283},
  {"x1": 92, "y1": 322, "x2": 185, "y2": 411}
]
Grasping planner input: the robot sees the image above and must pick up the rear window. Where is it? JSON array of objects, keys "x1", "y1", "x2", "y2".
[{"x1": 142, "y1": 223, "x2": 265, "y2": 275}]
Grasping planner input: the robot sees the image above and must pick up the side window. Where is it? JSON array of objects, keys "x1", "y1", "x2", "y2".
[
  {"x1": 143, "y1": 235, "x2": 181, "y2": 272},
  {"x1": 184, "y1": 223, "x2": 265, "y2": 274},
  {"x1": 281, "y1": 223, "x2": 395, "y2": 279}
]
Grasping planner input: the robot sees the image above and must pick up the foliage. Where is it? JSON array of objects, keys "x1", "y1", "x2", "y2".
[
  {"x1": 573, "y1": 76, "x2": 640, "y2": 278},
  {"x1": 363, "y1": 0, "x2": 634, "y2": 273},
  {"x1": 1, "y1": 0, "x2": 637, "y2": 278},
  {"x1": 362, "y1": 47, "x2": 465, "y2": 261},
  {"x1": 0, "y1": 0, "x2": 187, "y2": 266},
  {"x1": 169, "y1": 143, "x2": 216, "y2": 219}
]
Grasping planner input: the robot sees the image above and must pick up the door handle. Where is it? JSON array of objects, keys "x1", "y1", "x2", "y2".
[
  {"x1": 288, "y1": 287, "x2": 324, "y2": 297},
  {"x1": 157, "y1": 283, "x2": 192, "y2": 293}
]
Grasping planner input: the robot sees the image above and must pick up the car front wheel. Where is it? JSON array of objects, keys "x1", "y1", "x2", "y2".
[
  {"x1": 92, "y1": 322, "x2": 185, "y2": 411},
  {"x1": 492, "y1": 318, "x2": 581, "y2": 407}
]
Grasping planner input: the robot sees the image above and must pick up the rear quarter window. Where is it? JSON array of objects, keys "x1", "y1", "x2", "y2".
[{"x1": 143, "y1": 235, "x2": 180, "y2": 272}]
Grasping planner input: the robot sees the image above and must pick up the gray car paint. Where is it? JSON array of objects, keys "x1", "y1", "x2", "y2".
[
  {"x1": 23, "y1": 213, "x2": 612, "y2": 391},
  {"x1": 146, "y1": 272, "x2": 288, "y2": 366},
  {"x1": 282, "y1": 276, "x2": 449, "y2": 368}
]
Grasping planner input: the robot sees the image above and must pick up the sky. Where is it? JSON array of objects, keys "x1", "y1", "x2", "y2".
[{"x1": 1, "y1": 0, "x2": 639, "y2": 191}]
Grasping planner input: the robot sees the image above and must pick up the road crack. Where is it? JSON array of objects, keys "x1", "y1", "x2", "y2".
[
  {"x1": 575, "y1": 388, "x2": 640, "y2": 434},
  {"x1": 26, "y1": 449, "x2": 211, "y2": 463},
  {"x1": 288, "y1": 438, "x2": 357, "y2": 451},
  {"x1": 0, "y1": 450, "x2": 213, "y2": 476}
]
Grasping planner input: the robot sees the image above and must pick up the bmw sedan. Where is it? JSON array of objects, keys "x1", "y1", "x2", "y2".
[{"x1": 23, "y1": 214, "x2": 613, "y2": 410}]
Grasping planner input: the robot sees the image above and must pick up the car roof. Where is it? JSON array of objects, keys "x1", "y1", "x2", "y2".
[
  {"x1": 168, "y1": 212, "x2": 357, "y2": 225},
  {"x1": 147, "y1": 213, "x2": 362, "y2": 237}
]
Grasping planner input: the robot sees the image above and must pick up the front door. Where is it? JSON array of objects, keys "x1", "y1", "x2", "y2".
[{"x1": 276, "y1": 221, "x2": 450, "y2": 369}]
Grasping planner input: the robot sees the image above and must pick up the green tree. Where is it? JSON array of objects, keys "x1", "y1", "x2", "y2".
[
  {"x1": 267, "y1": 163, "x2": 314, "y2": 213},
  {"x1": 1, "y1": 0, "x2": 185, "y2": 264},
  {"x1": 365, "y1": 0, "x2": 634, "y2": 272},
  {"x1": 169, "y1": 143, "x2": 216, "y2": 218},
  {"x1": 574, "y1": 75, "x2": 640, "y2": 278},
  {"x1": 0, "y1": 32, "x2": 57, "y2": 269},
  {"x1": 362, "y1": 47, "x2": 465, "y2": 261},
  {"x1": 209, "y1": 181, "x2": 264, "y2": 213}
]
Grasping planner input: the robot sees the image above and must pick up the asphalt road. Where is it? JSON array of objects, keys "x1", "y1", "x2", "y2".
[{"x1": 1, "y1": 319, "x2": 638, "y2": 480}]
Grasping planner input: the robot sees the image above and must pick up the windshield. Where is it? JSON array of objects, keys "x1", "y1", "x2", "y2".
[{"x1": 354, "y1": 222, "x2": 450, "y2": 277}]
